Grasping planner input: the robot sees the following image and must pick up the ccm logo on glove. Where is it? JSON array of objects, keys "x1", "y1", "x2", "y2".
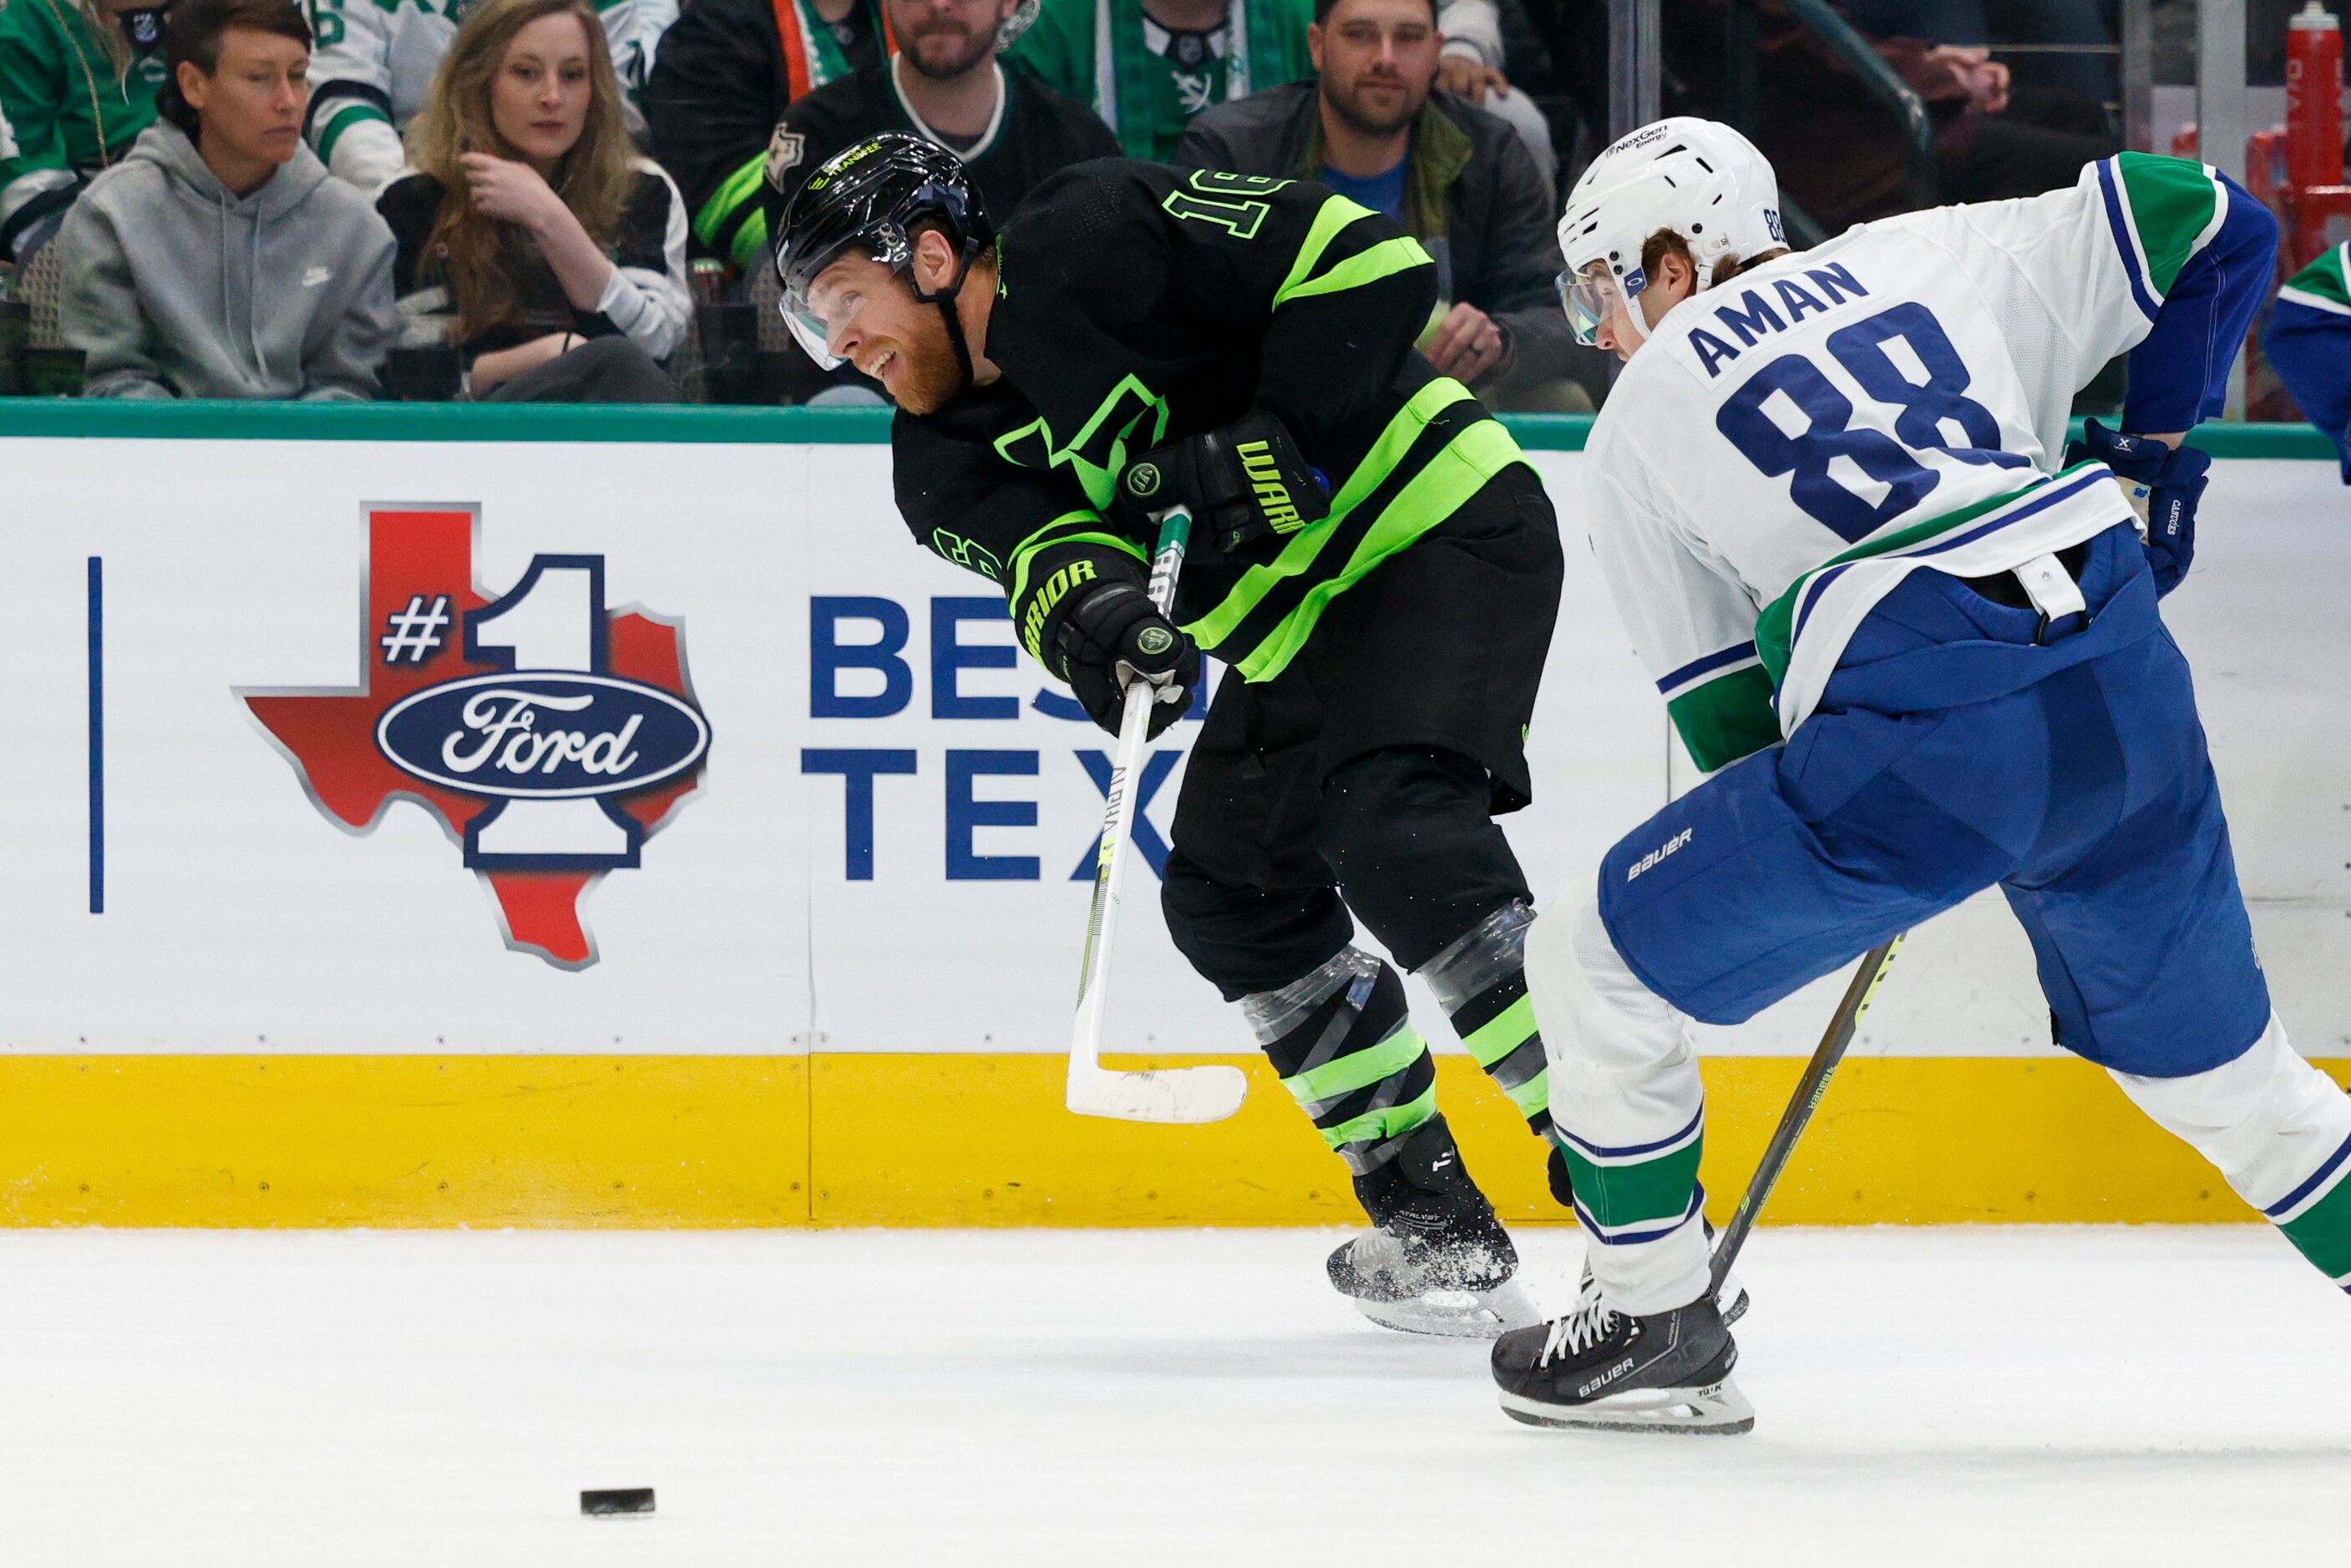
[{"x1": 2066, "y1": 418, "x2": 2209, "y2": 599}]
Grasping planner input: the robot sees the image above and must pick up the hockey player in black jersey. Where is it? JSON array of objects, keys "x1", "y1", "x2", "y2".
[{"x1": 776, "y1": 134, "x2": 1564, "y2": 1334}]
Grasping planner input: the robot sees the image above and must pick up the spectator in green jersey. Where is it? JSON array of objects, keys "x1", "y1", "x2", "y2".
[
  {"x1": 1005, "y1": 0, "x2": 1311, "y2": 161},
  {"x1": 0, "y1": 0, "x2": 171, "y2": 263}
]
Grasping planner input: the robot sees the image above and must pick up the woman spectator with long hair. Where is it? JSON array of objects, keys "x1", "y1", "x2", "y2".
[{"x1": 376, "y1": 0, "x2": 687, "y2": 402}]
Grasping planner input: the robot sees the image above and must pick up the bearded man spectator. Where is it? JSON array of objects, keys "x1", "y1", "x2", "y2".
[
  {"x1": 757, "y1": 0, "x2": 1114, "y2": 399},
  {"x1": 1177, "y1": 0, "x2": 1583, "y2": 410},
  {"x1": 759, "y1": 0, "x2": 1115, "y2": 223}
]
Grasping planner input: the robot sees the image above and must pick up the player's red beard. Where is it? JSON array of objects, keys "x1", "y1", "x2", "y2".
[
  {"x1": 903, "y1": 18, "x2": 996, "y2": 79},
  {"x1": 1322, "y1": 62, "x2": 1426, "y2": 138},
  {"x1": 873, "y1": 307, "x2": 965, "y2": 416}
]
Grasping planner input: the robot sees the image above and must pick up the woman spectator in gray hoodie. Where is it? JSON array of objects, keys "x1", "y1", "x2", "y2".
[{"x1": 55, "y1": 0, "x2": 398, "y2": 398}]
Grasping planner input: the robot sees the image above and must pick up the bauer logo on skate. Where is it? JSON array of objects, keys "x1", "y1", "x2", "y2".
[{"x1": 241, "y1": 508, "x2": 713, "y2": 970}]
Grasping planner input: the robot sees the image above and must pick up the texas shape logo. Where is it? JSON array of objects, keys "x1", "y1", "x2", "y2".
[{"x1": 242, "y1": 505, "x2": 710, "y2": 968}]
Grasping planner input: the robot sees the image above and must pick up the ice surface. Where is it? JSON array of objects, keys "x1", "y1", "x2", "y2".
[{"x1": 0, "y1": 1226, "x2": 2343, "y2": 1565}]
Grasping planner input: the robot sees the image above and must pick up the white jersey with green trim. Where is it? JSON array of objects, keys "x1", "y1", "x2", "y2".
[
  {"x1": 1585, "y1": 154, "x2": 2233, "y2": 774},
  {"x1": 307, "y1": 0, "x2": 644, "y2": 190}
]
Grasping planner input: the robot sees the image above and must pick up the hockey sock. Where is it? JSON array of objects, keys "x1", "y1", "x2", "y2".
[
  {"x1": 1525, "y1": 894, "x2": 1712, "y2": 1316},
  {"x1": 2112, "y1": 1014, "x2": 2351, "y2": 1292},
  {"x1": 1421, "y1": 901, "x2": 1555, "y2": 1144},
  {"x1": 1244, "y1": 948, "x2": 1435, "y2": 1175}
]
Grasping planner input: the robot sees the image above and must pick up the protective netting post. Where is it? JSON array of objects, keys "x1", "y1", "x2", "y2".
[{"x1": 1609, "y1": 0, "x2": 1662, "y2": 143}]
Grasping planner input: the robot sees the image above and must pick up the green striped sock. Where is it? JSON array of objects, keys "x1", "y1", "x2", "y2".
[
  {"x1": 1247, "y1": 949, "x2": 1436, "y2": 1175},
  {"x1": 1421, "y1": 903, "x2": 1553, "y2": 1143},
  {"x1": 2268, "y1": 1133, "x2": 2351, "y2": 1290}
]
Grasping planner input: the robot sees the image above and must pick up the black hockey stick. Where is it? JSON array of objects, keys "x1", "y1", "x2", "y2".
[{"x1": 1708, "y1": 934, "x2": 1905, "y2": 1293}]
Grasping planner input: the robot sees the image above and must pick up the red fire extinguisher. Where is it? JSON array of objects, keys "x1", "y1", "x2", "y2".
[{"x1": 2288, "y1": 2, "x2": 2344, "y2": 191}]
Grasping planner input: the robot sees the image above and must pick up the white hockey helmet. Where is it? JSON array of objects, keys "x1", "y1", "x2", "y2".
[{"x1": 1555, "y1": 118, "x2": 1786, "y2": 346}]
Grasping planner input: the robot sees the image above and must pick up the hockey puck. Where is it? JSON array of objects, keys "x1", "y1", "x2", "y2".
[{"x1": 580, "y1": 1488, "x2": 656, "y2": 1516}]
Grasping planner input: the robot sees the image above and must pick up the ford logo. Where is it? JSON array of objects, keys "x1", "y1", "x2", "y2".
[{"x1": 374, "y1": 674, "x2": 708, "y2": 800}]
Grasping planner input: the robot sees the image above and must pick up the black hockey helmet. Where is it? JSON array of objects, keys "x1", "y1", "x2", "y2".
[{"x1": 773, "y1": 132, "x2": 994, "y2": 381}]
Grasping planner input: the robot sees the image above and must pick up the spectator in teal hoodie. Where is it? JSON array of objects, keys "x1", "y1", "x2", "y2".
[{"x1": 56, "y1": 0, "x2": 397, "y2": 398}]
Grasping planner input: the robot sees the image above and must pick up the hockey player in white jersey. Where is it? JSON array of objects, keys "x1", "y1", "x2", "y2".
[
  {"x1": 304, "y1": 0, "x2": 643, "y2": 190},
  {"x1": 1490, "y1": 119, "x2": 2351, "y2": 1433}
]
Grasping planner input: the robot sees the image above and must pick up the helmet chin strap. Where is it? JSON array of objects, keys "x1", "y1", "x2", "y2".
[
  {"x1": 935, "y1": 296, "x2": 975, "y2": 394},
  {"x1": 1620, "y1": 250, "x2": 1714, "y2": 347},
  {"x1": 1618, "y1": 284, "x2": 1654, "y2": 347}
]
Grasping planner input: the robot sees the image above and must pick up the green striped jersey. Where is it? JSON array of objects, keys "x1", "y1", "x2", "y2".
[
  {"x1": 893, "y1": 158, "x2": 1529, "y2": 685},
  {"x1": 1586, "y1": 153, "x2": 2244, "y2": 773},
  {"x1": 2267, "y1": 243, "x2": 2351, "y2": 480}
]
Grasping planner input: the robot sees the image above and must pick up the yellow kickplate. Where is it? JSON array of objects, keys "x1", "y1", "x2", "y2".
[
  {"x1": 810, "y1": 1055, "x2": 2351, "y2": 1228},
  {"x1": 0, "y1": 1056, "x2": 808, "y2": 1228},
  {"x1": 0, "y1": 1053, "x2": 2338, "y2": 1228}
]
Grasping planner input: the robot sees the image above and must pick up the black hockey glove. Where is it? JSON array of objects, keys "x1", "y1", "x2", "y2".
[
  {"x1": 2065, "y1": 419, "x2": 2209, "y2": 597},
  {"x1": 1121, "y1": 410, "x2": 1332, "y2": 555},
  {"x1": 1050, "y1": 579, "x2": 1202, "y2": 740},
  {"x1": 1547, "y1": 1144, "x2": 1575, "y2": 1210}
]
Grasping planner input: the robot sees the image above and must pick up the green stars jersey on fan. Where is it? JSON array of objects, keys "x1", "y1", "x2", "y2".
[
  {"x1": 1004, "y1": 0, "x2": 1313, "y2": 165},
  {"x1": 890, "y1": 159, "x2": 1531, "y2": 686}
]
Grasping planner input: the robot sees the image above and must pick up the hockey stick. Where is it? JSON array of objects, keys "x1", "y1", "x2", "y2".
[
  {"x1": 1708, "y1": 933, "x2": 1905, "y2": 1292},
  {"x1": 1066, "y1": 507, "x2": 1249, "y2": 1124}
]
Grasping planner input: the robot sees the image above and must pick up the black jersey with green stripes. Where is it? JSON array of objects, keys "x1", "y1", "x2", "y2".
[{"x1": 891, "y1": 157, "x2": 1530, "y2": 685}]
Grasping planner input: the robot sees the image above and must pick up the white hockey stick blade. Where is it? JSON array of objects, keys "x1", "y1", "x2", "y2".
[
  {"x1": 1497, "y1": 1377, "x2": 1756, "y2": 1435},
  {"x1": 1065, "y1": 1061, "x2": 1249, "y2": 1125},
  {"x1": 1061, "y1": 508, "x2": 1249, "y2": 1128}
]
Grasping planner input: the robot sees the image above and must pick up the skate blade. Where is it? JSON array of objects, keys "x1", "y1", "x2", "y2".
[
  {"x1": 1497, "y1": 1377, "x2": 1755, "y2": 1435},
  {"x1": 1354, "y1": 1279, "x2": 1543, "y2": 1340}
]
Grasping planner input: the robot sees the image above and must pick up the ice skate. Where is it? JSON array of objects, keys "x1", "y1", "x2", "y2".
[
  {"x1": 1328, "y1": 1116, "x2": 1540, "y2": 1339},
  {"x1": 1564, "y1": 1227, "x2": 1749, "y2": 1327},
  {"x1": 1491, "y1": 1292, "x2": 1752, "y2": 1434}
]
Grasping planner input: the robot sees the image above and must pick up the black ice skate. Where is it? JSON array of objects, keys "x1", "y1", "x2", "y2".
[
  {"x1": 1328, "y1": 1116, "x2": 1540, "y2": 1339},
  {"x1": 1491, "y1": 1293, "x2": 1753, "y2": 1434}
]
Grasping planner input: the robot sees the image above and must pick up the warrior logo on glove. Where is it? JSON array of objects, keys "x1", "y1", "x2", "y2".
[
  {"x1": 1236, "y1": 440, "x2": 1308, "y2": 533},
  {"x1": 1120, "y1": 410, "x2": 1331, "y2": 554}
]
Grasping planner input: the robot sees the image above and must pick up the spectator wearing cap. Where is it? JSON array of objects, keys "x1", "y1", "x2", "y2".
[
  {"x1": 375, "y1": 0, "x2": 688, "y2": 401},
  {"x1": 1178, "y1": 0, "x2": 1584, "y2": 411},
  {"x1": 56, "y1": 0, "x2": 398, "y2": 398},
  {"x1": 0, "y1": 0, "x2": 172, "y2": 265}
]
